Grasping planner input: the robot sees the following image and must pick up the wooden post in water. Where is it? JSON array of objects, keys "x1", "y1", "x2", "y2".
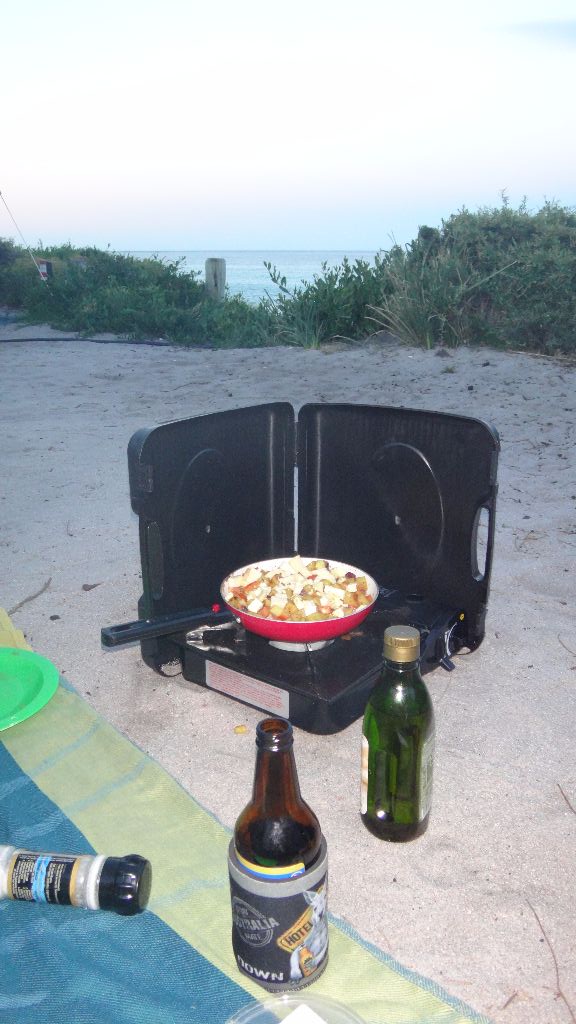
[{"x1": 205, "y1": 258, "x2": 226, "y2": 301}]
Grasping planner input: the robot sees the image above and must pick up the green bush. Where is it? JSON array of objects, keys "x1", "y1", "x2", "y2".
[
  {"x1": 371, "y1": 200, "x2": 576, "y2": 354},
  {"x1": 195, "y1": 294, "x2": 274, "y2": 348},
  {"x1": 0, "y1": 238, "x2": 19, "y2": 269},
  {"x1": 0, "y1": 243, "x2": 272, "y2": 347},
  {"x1": 2, "y1": 200, "x2": 576, "y2": 354},
  {"x1": 262, "y1": 254, "x2": 392, "y2": 347},
  {"x1": 0, "y1": 245, "x2": 205, "y2": 341}
]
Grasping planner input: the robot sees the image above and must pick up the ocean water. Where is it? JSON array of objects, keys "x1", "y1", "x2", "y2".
[{"x1": 126, "y1": 250, "x2": 379, "y2": 304}]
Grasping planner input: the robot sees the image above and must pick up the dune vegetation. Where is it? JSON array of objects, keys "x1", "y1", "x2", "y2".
[{"x1": 1, "y1": 199, "x2": 575, "y2": 355}]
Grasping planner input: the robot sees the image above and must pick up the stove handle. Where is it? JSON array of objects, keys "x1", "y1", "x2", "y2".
[{"x1": 101, "y1": 608, "x2": 236, "y2": 647}]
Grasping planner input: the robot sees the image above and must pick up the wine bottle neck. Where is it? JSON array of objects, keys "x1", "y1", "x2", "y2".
[{"x1": 384, "y1": 657, "x2": 420, "y2": 671}]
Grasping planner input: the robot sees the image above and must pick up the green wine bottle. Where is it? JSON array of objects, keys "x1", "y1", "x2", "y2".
[{"x1": 361, "y1": 625, "x2": 435, "y2": 841}]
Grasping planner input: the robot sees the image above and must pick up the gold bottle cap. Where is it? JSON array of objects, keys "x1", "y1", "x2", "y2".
[{"x1": 383, "y1": 625, "x2": 421, "y2": 662}]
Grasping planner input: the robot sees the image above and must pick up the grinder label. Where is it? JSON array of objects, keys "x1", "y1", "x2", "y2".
[{"x1": 7, "y1": 853, "x2": 76, "y2": 904}]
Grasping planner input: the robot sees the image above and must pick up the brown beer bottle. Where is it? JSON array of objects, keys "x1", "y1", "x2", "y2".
[{"x1": 234, "y1": 718, "x2": 321, "y2": 880}]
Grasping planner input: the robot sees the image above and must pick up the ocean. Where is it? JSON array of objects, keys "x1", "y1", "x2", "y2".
[{"x1": 125, "y1": 250, "x2": 380, "y2": 304}]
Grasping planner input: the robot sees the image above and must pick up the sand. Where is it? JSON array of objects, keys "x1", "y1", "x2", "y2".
[{"x1": 1, "y1": 322, "x2": 575, "y2": 1024}]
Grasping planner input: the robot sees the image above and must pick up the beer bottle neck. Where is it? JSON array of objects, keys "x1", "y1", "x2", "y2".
[{"x1": 252, "y1": 746, "x2": 302, "y2": 809}]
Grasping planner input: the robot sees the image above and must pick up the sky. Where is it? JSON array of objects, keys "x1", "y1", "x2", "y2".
[{"x1": 1, "y1": 0, "x2": 575, "y2": 251}]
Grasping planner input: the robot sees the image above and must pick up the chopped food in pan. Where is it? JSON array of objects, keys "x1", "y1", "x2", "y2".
[{"x1": 222, "y1": 555, "x2": 373, "y2": 622}]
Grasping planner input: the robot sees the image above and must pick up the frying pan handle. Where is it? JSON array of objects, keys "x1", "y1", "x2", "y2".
[{"x1": 101, "y1": 608, "x2": 235, "y2": 647}]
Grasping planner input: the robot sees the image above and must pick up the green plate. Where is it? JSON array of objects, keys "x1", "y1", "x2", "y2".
[{"x1": 0, "y1": 648, "x2": 59, "y2": 731}]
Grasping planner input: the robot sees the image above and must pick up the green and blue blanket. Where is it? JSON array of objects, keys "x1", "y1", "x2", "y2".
[{"x1": 0, "y1": 610, "x2": 491, "y2": 1024}]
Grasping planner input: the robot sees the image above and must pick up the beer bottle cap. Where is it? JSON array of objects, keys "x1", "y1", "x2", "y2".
[
  {"x1": 383, "y1": 625, "x2": 421, "y2": 663},
  {"x1": 98, "y1": 854, "x2": 152, "y2": 915}
]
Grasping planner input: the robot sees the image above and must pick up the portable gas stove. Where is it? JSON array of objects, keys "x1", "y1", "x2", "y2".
[{"x1": 102, "y1": 403, "x2": 499, "y2": 733}]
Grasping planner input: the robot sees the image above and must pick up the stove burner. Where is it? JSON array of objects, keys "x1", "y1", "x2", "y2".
[
  {"x1": 171, "y1": 590, "x2": 468, "y2": 732},
  {"x1": 269, "y1": 639, "x2": 333, "y2": 652}
]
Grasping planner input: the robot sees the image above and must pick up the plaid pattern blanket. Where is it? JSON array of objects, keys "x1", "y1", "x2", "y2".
[{"x1": 0, "y1": 609, "x2": 491, "y2": 1024}]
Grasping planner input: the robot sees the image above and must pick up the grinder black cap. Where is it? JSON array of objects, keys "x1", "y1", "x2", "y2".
[{"x1": 98, "y1": 854, "x2": 152, "y2": 915}]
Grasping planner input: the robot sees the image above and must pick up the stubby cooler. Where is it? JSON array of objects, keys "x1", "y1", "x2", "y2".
[{"x1": 228, "y1": 837, "x2": 329, "y2": 992}]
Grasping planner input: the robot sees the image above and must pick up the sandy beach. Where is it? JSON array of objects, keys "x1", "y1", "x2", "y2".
[{"x1": 1, "y1": 324, "x2": 575, "y2": 1023}]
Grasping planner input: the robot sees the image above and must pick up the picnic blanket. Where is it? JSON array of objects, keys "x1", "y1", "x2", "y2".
[{"x1": 0, "y1": 609, "x2": 492, "y2": 1024}]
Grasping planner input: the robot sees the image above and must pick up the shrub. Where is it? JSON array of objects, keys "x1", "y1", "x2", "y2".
[
  {"x1": 194, "y1": 294, "x2": 274, "y2": 348},
  {"x1": 2, "y1": 200, "x2": 576, "y2": 355},
  {"x1": 0, "y1": 244, "x2": 212, "y2": 341},
  {"x1": 0, "y1": 238, "x2": 19, "y2": 268},
  {"x1": 370, "y1": 200, "x2": 576, "y2": 354},
  {"x1": 261, "y1": 254, "x2": 393, "y2": 347},
  {"x1": 0, "y1": 242, "x2": 276, "y2": 347}
]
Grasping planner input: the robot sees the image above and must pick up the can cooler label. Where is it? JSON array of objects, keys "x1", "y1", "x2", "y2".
[{"x1": 229, "y1": 848, "x2": 328, "y2": 990}]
